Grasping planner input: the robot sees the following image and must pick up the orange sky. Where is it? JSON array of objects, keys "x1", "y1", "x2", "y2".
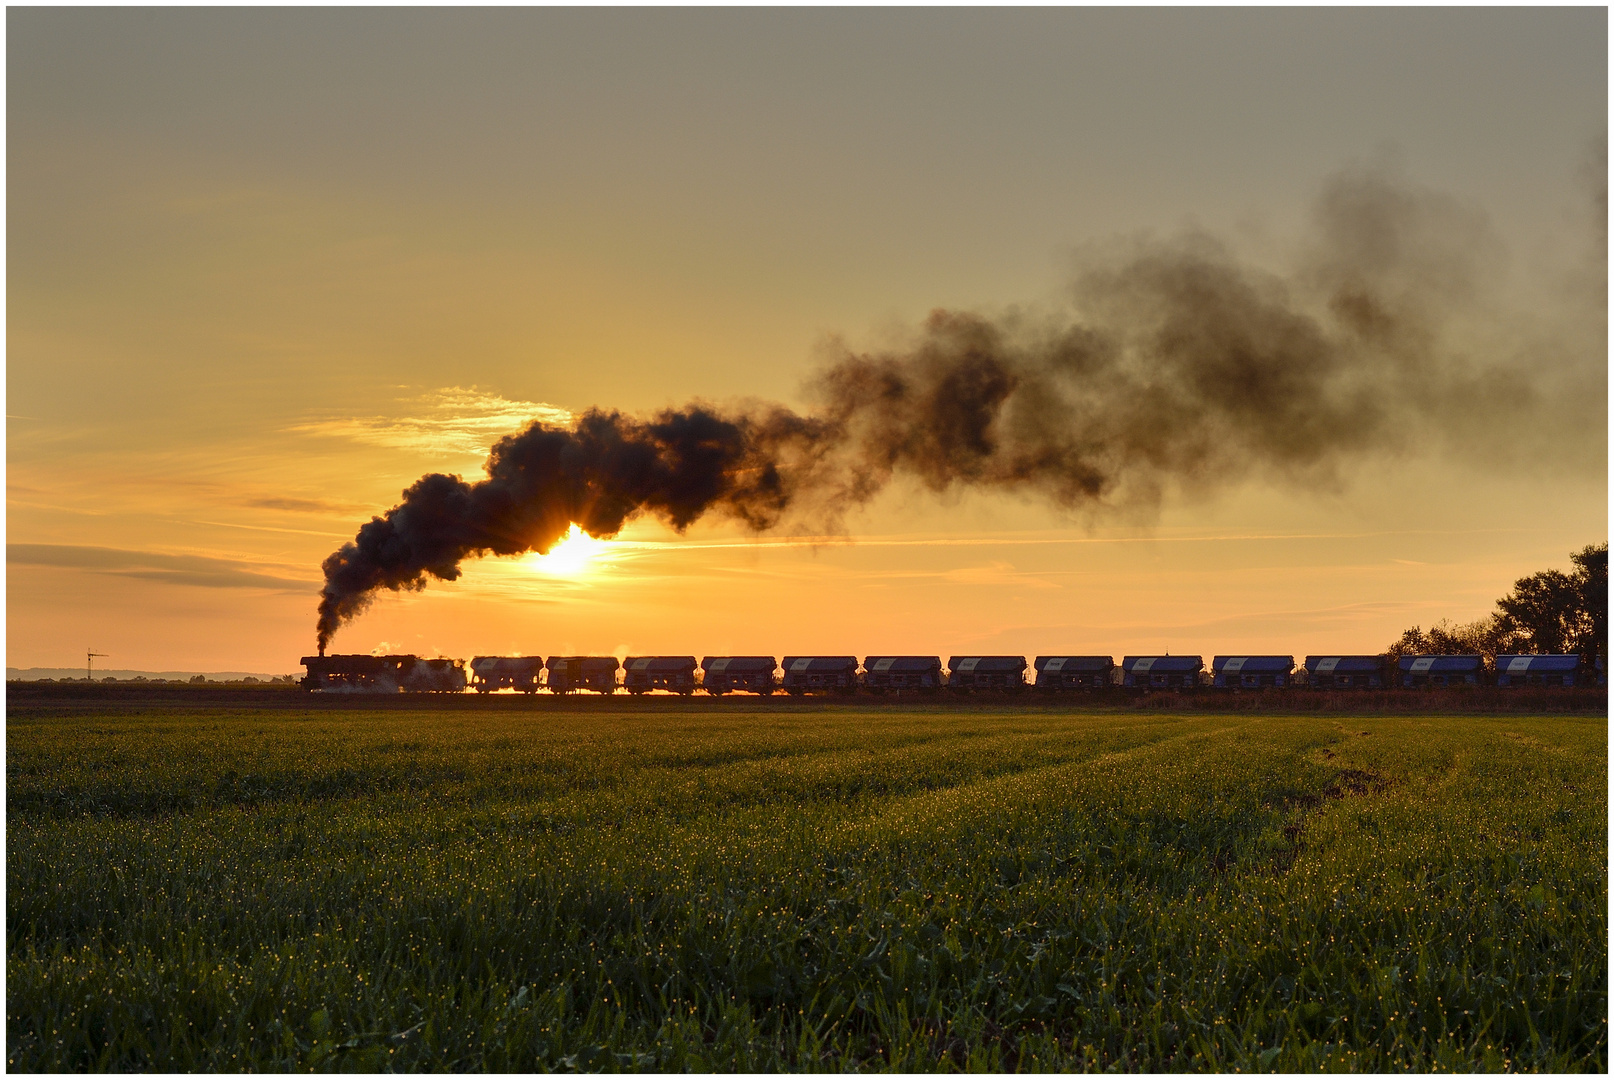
[{"x1": 7, "y1": 9, "x2": 1607, "y2": 674}]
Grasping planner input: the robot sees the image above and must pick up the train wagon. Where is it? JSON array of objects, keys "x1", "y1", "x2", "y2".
[
  {"x1": 701, "y1": 656, "x2": 777, "y2": 695},
  {"x1": 1211, "y1": 655, "x2": 1295, "y2": 689},
  {"x1": 782, "y1": 656, "x2": 859, "y2": 695},
  {"x1": 861, "y1": 656, "x2": 943, "y2": 692},
  {"x1": 546, "y1": 656, "x2": 620, "y2": 694},
  {"x1": 299, "y1": 654, "x2": 414, "y2": 693},
  {"x1": 947, "y1": 656, "x2": 1027, "y2": 692},
  {"x1": 1398, "y1": 655, "x2": 1482, "y2": 688},
  {"x1": 1033, "y1": 656, "x2": 1114, "y2": 690},
  {"x1": 469, "y1": 656, "x2": 544, "y2": 693},
  {"x1": 1122, "y1": 656, "x2": 1203, "y2": 690},
  {"x1": 1494, "y1": 654, "x2": 1583, "y2": 687},
  {"x1": 1304, "y1": 655, "x2": 1390, "y2": 689},
  {"x1": 623, "y1": 656, "x2": 698, "y2": 695}
]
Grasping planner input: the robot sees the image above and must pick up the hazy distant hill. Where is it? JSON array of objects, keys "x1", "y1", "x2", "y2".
[{"x1": 7, "y1": 668, "x2": 296, "y2": 683}]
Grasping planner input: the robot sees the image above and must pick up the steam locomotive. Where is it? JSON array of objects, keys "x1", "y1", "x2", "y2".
[{"x1": 299, "y1": 650, "x2": 1601, "y2": 693}]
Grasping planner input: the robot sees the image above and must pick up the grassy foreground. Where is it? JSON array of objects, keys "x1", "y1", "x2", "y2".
[{"x1": 7, "y1": 701, "x2": 1606, "y2": 1071}]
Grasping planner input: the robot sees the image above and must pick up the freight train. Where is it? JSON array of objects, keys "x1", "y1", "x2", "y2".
[{"x1": 299, "y1": 651, "x2": 1602, "y2": 693}]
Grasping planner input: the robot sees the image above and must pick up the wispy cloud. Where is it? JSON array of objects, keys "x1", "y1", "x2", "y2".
[
  {"x1": 288, "y1": 387, "x2": 573, "y2": 459},
  {"x1": 242, "y1": 495, "x2": 356, "y2": 514},
  {"x1": 604, "y1": 526, "x2": 1541, "y2": 553},
  {"x1": 1096, "y1": 601, "x2": 1435, "y2": 636},
  {"x1": 938, "y1": 561, "x2": 1061, "y2": 589},
  {"x1": 8, "y1": 544, "x2": 316, "y2": 591},
  {"x1": 188, "y1": 519, "x2": 352, "y2": 539}
]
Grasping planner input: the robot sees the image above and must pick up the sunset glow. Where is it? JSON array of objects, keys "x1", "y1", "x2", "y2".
[
  {"x1": 5, "y1": 9, "x2": 1603, "y2": 675},
  {"x1": 524, "y1": 525, "x2": 610, "y2": 579}
]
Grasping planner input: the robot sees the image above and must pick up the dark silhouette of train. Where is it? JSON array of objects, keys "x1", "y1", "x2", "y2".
[
  {"x1": 297, "y1": 654, "x2": 468, "y2": 693},
  {"x1": 300, "y1": 650, "x2": 1601, "y2": 693}
]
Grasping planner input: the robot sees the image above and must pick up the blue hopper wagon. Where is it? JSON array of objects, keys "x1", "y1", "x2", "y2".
[
  {"x1": 1494, "y1": 654, "x2": 1583, "y2": 688},
  {"x1": 1398, "y1": 655, "x2": 1482, "y2": 688},
  {"x1": 546, "y1": 656, "x2": 620, "y2": 694},
  {"x1": 1033, "y1": 656, "x2": 1114, "y2": 690},
  {"x1": 623, "y1": 656, "x2": 698, "y2": 695},
  {"x1": 469, "y1": 656, "x2": 543, "y2": 693},
  {"x1": 782, "y1": 656, "x2": 859, "y2": 695},
  {"x1": 947, "y1": 656, "x2": 1027, "y2": 692},
  {"x1": 1304, "y1": 655, "x2": 1389, "y2": 690},
  {"x1": 862, "y1": 656, "x2": 943, "y2": 692},
  {"x1": 1122, "y1": 656, "x2": 1203, "y2": 690},
  {"x1": 701, "y1": 656, "x2": 777, "y2": 695},
  {"x1": 1212, "y1": 655, "x2": 1295, "y2": 689}
]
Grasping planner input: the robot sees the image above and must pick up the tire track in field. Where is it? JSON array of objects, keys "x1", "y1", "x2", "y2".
[
  {"x1": 512, "y1": 716, "x2": 1211, "y2": 836},
  {"x1": 6, "y1": 711, "x2": 1201, "y2": 824},
  {"x1": 833, "y1": 719, "x2": 1260, "y2": 842},
  {"x1": 807, "y1": 717, "x2": 1411, "y2": 892}
]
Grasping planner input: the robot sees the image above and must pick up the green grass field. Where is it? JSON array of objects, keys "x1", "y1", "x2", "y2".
[{"x1": 7, "y1": 696, "x2": 1606, "y2": 1071}]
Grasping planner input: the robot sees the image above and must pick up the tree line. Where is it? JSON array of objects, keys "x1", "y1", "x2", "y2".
[{"x1": 1386, "y1": 543, "x2": 1607, "y2": 664}]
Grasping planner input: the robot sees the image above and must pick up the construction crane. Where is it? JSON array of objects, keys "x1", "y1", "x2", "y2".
[{"x1": 87, "y1": 650, "x2": 108, "y2": 681}]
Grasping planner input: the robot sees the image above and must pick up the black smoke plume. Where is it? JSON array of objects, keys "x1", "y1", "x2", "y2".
[{"x1": 316, "y1": 164, "x2": 1604, "y2": 650}]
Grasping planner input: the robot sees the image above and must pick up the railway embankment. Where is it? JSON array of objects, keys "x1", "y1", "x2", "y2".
[{"x1": 6, "y1": 680, "x2": 1604, "y2": 715}]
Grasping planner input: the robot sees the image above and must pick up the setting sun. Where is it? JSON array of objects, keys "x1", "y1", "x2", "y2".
[{"x1": 525, "y1": 524, "x2": 609, "y2": 578}]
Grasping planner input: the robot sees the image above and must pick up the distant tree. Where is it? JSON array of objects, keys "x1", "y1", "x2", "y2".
[
  {"x1": 1570, "y1": 543, "x2": 1607, "y2": 662},
  {"x1": 1495, "y1": 570, "x2": 1581, "y2": 654},
  {"x1": 1385, "y1": 626, "x2": 1431, "y2": 662},
  {"x1": 1386, "y1": 618, "x2": 1504, "y2": 663},
  {"x1": 1389, "y1": 543, "x2": 1609, "y2": 664},
  {"x1": 189, "y1": 674, "x2": 207, "y2": 685},
  {"x1": 1493, "y1": 542, "x2": 1607, "y2": 661}
]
